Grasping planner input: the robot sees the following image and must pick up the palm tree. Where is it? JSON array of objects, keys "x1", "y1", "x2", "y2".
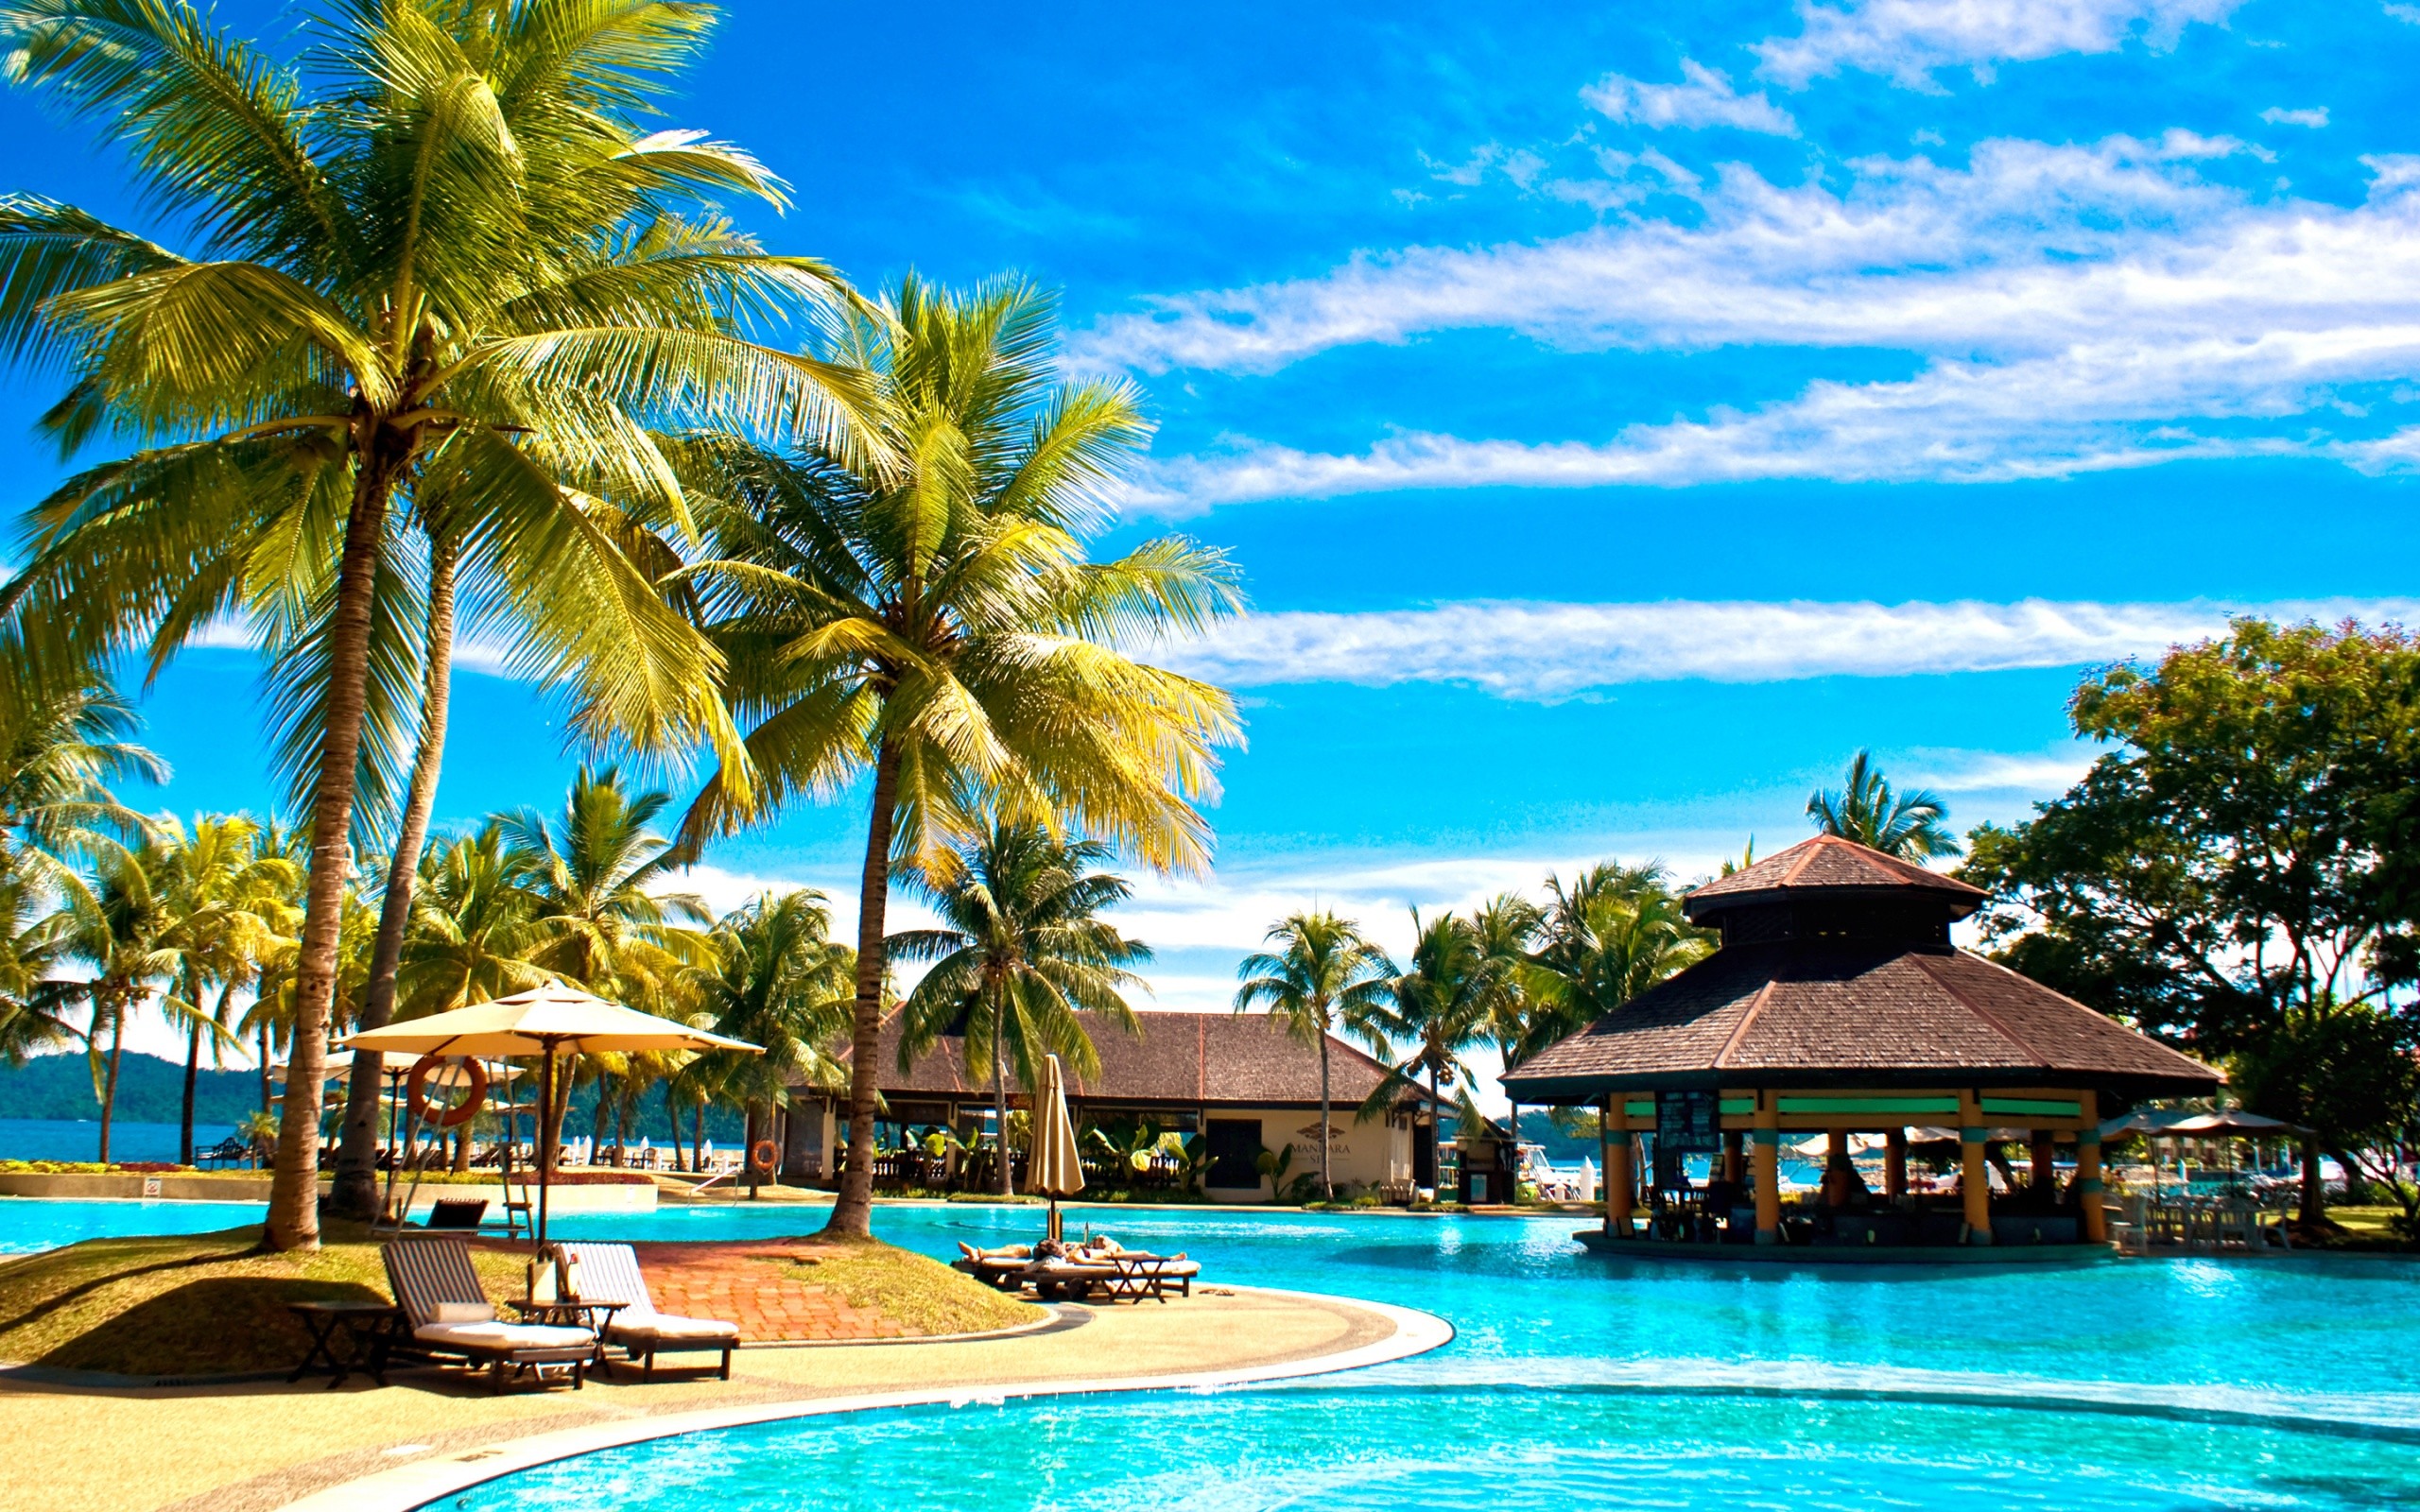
[
  {"x1": 690, "y1": 891, "x2": 855, "y2": 1195},
  {"x1": 0, "y1": 874, "x2": 83, "y2": 1065},
  {"x1": 1467, "y1": 893, "x2": 1547, "y2": 1145},
  {"x1": 0, "y1": 1, "x2": 873, "y2": 1248},
  {"x1": 1357, "y1": 911, "x2": 1501, "y2": 1141},
  {"x1": 500, "y1": 766, "x2": 711, "y2": 1166},
  {"x1": 0, "y1": 658, "x2": 165, "y2": 899},
  {"x1": 674, "y1": 276, "x2": 1242, "y2": 1237},
  {"x1": 155, "y1": 814, "x2": 300, "y2": 1163},
  {"x1": 894, "y1": 823, "x2": 1151, "y2": 1197},
  {"x1": 62, "y1": 834, "x2": 181, "y2": 1162},
  {"x1": 1234, "y1": 911, "x2": 1393, "y2": 1202},
  {"x1": 1807, "y1": 751, "x2": 1960, "y2": 860},
  {"x1": 395, "y1": 826, "x2": 547, "y2": 1015},
  {"x1": 1534, "y1": 863, "x2": 1712, "y2": 1028}
]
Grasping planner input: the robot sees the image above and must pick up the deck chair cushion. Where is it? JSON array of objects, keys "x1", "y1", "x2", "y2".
[
  {"x1": 415, "y1": 1320, "x2": 593, "y2": 1349},
  {"x1": 611, "y1": 1314, "x2": 737, "y2": 1343},
  {"x1": 432, "y1": 1301, "x2": 496, "y2": 1323},
  {"x1": 558, "y1": 1242, "x2": 740, "y2": 1347}
]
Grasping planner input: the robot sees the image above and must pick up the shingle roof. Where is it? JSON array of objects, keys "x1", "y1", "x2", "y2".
[
  {"x1": 1685, "y1": 834, "x2": 1985, "y2": 921},
  {"x1": 815, "y1": 1009, "x2": 1433, "y2": 1110},
  {"x1": 1501, "y1": 941, "x2": 2220, "y2": 1100}
]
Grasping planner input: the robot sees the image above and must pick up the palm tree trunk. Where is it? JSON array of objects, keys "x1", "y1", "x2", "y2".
[
  {"x1": 993, "y1": 997, "x2": 1013, "y2": 1197},
  {"x1": 334, "y1": 531, "x2": 456, "y2": 1219},
  {"x1": 258, "y1": 1023, "x2": 272, "y2": 1117},
  {"x1": 1318, "y1": 1029, "x2": 1333, "y2": 1203},
  {"x1": 663, "y1": 1081, "x2": 680, "y2": 1170},
  {"x1": 692, "y1": 1099, "x2": 704, "y2": 1175},
  {"x1": 181, "y1": 1015, "x2": 202, "y2": 1166},
  {"x1": 824, "y1": 741, "x2": 900, "y2": 1239},
  {"x1": 2299, "y1": 1134, "x2": 2325, "y2": 1226},
  {"x1": 268, "y1": 456, "x2": 400, "y2": 1251},
  {"x1": 98, "y1": 998, "x2": 126, "y2": 1164},
  {"x1": 745, "y1": 1100, "x2": 762, "y2": 1198}
]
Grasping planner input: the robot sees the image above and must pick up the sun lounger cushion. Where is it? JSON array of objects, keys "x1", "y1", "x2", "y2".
[
  {"x1": 415, "y1": 1320, "x2": 593, "y2": 1350},
  {"x1": 558, "y1": 1242, "x2": 740, "y2": 1347},
  {"x1": 432, "y1": 1301, "x2": 497, "y2": 1323},
  {"x1": 611, "y1": 1314, "x2": 738, "y2": 1343}
]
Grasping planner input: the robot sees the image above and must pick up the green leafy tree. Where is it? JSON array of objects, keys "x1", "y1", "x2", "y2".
[
  {"x1": 0, "y1": 873, "x2": 82, "y2": 1064},
  {"x1": 155, "y1": 813, "x2": 300, "y2": 1162},
  {"x1": 690, "y1": 889, "x2": 855, "y2": 1194},
  {"x1": 1357, "y1": 910, "x2": 1500, "y2": 1131},
  {"x1": 675, "y1": 276, "x2": 1241, "y2": 1237},
  {"x1": 1807, "y1": 751, "x2": 1959, "y2": 860},
  {"x1": 0, "y1": 658, "x2": 164, "y2": 899},
  {"x1": 60, "y1": 833, "x2": 179, "y2": 1160},
  {"x1": 1234, "y1": 910, "x2": 1393, "y2": 1202},
  {"x1": 894, "y1": 822, "x2": 1150, "y2": 1196},
  {"x1": 499, "y1": 765, "x2": 710, "y2": 1167},
  {"x1": 0, "y1": 0, "x2": 870, "y2": 1248},
  {"x1": 1959, "y1": 619, "x2": 2420, "y2": 1224}
]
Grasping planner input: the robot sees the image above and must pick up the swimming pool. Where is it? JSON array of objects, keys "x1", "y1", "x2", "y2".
[{"x1": 9, "y1": 1198, "x2": 2417, "y2": 1508}]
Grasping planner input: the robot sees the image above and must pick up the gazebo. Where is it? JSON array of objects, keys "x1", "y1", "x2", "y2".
[{"x1": 1502, "y1": 835, "x2": 2221, "y2": 1257}]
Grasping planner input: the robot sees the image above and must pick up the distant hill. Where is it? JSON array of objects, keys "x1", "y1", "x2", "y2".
[{"x1": 0, "y1": 1052, "x2": 263, "y2": 1125}]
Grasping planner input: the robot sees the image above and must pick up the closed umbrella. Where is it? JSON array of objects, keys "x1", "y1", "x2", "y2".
[
  {"x1": 1029, "y1": 1053, "x2": 1085, "y2": 1244},
  {"x1": 340, "y1": 980, "x2": 758, "y2": 1246}
]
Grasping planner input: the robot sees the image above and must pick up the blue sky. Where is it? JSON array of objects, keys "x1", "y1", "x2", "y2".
[{"x1": 7, "y1": 0, "x2": 2420, "y2": 1057}]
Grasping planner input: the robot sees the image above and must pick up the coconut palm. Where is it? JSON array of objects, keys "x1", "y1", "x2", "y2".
[
  {"x1": 0, "y1": 657, "x2": 165, "y2": 899},
  {"x1": 1466, "y1": 893, "x2": 1549, "y2": 1144},
  {"x1": 689, "y1": 890, "x2": 855, "y2": 1194},
  {"x1": 394, "y1": 825, "x2": 546, "y2": 1014},
  {"x1": 1357, "y1": 911, "x2": 1501, "y2": 1131},
  {"x1": 893, "y1": 823, "x2": 1151, "y2": 1196},
  {"x1": 1233, "y1": 911, "x2": 1393, "y2": 1202},
  {"x1": 155, "y1": 814, "x2": 301, "y2": 1163},
  {"x1": 0, "y1": 0, "x2": 874, "y2": 1247},
  {"x1": 499, "y1": 766, "x2": 711, "y2": 1165},
  {"x1": 0, "y1": 874, "x2": 83, "y2": 1064},
  {"x1": 673, "y1": 275, "x2": 1241, "y2": 1236},
  {"x1": 59, "y1": 833, "x2": 182, "y2": 1161},
  {"x1": 1807, "y1": 751, "x2": 1960, "y2": 861},
  {"x1": 1533, "y1": 863, "x2": 1712, "y2": 1030}
]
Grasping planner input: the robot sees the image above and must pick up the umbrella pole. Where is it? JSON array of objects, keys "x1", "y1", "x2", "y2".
[{"x1": 537, "y1": 1044, "x2": 555, "y2": 1251}]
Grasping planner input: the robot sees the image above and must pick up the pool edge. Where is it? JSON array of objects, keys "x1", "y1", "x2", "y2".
[{"x1": 264, "y1": 1287, "x2": 1455, "y2": 1512}]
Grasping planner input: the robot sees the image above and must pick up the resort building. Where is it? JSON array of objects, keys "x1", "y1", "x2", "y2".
[
  {"x1": 785, "y1": 1010, "x2": 1442, "y2": 1202},
  {"x1": 1503, "y1": 835, "x2": 2221, "y2": 1255}
]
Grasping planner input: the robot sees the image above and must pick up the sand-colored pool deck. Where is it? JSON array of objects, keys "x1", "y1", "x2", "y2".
[{"x1": 1, "y1": 1284, "x2": 1446, "y2": 1512}]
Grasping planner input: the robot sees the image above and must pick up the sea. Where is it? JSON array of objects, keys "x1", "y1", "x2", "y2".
[{"x1": 0, "y1": 1116, "x2": 238, "y2": 1164}]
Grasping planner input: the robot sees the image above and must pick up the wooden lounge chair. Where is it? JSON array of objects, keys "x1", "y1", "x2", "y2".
[
  {"x1": 424, "y1": 1198, "x2": 489, "y2": 1230},
  {"x1": 556, "y1": 1242, "x2": 738, "y2": 1380},
  {"x1": 381, "y1": 1238, "x2": 596, "y2": 1392}
]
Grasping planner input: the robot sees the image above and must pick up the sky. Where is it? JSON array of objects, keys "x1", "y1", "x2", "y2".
[{"x1": 6, "y1": 1, "x2": 2419, "y2": 1081}]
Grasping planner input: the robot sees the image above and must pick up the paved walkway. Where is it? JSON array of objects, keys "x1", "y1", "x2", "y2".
[
  {"x1": 1, "y1": 1286, "x2": 1437, "y2": 1512},
  {"x1": 487, "y1": 1240, "x2": 907, "y2": 1342}
]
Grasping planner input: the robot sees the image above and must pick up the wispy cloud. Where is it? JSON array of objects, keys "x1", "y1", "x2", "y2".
[
  {"x1": 1582, "y1": 60, "x2": 1799, "y2": 136},
  {"x1": 1753, "y1": 0, "x2": 2244, "y2": 90},
  {"x1": 1908, "y1": 747, "x2": 2100, "y2": 793},
  {"x1": 1161, "y1": 597, "x2": 2420, "y2": 700},
  {"x1": 1082, "y1": 141, "x2": 2420, "y2": 503},
  {"x1": 2258, "y1": 106, "x2": 2330, "y2": 129}
]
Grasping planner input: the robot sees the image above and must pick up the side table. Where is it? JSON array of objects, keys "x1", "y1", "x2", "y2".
[{"x1": 285, "y1": 1300, "x2": 402, "y2": 1388}]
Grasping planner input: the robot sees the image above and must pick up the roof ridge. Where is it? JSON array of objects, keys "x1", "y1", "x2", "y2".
[
  {"x1": 1904, "y1": 951, "x2": 2043, "y2": 1063},
  {"x1": 1953, "y1": 950, "x2": 2219, "y2": 1075},
  {"x1": 1780, "y1": 842, "x2": 1825, "y2": 885},
  {"x1": 1712, "y1": 978, "x2": 1780, "y2": 1069}
]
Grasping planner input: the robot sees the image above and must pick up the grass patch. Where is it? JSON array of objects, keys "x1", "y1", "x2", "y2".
[
  {"x1": 783, "y1": 1239, "x2": 1044, "y2": 1336},
  {"x1": 0, "y1": 1220, "x2": 524, "y2": 1376}
]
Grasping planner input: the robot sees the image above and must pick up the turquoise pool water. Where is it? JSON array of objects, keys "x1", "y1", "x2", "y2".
[{"x1": 8, "y1": 1198, "x2": 2417, "y2": 1509}]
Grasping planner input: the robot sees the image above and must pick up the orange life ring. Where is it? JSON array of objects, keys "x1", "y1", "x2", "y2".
[
  {"x1": 752, "y1": 1138, "x2": 779, "y2": 1172},
  {"x1": 406, "y1": 1054, "x2": 489, "y2": 1128}
]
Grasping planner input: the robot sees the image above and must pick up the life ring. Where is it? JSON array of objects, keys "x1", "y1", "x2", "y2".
[
  {"x1": 752, "y1": 1138, "x2": 779, "y2": 1172},
  {"x1": 406, "y1": 1054, "x2": 489, "y2": 1128}
]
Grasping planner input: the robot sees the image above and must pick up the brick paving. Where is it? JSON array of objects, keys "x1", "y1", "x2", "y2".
[{"x1": 472, "y1": 1238, "x2": 909, "y2": 1344}]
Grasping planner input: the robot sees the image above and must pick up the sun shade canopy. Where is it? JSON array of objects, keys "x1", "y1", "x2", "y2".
[{"x1": 338, "y1": 980, "x2": 760, "y2": 1057}]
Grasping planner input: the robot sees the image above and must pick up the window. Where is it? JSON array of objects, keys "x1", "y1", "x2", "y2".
[{"x1": 1204, "y1": 1118, "x2": 1262, "y2": 1189}]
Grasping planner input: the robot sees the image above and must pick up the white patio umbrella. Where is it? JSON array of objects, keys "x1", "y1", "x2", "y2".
[
  {"x1": 1029, "y1": 1053, "x2": 1085, "y2": 1243},
  {"x1": 340, "y1": 980, "x2": 758, "y2": 1246}
]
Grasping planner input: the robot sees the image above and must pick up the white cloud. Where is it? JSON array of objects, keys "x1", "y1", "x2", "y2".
[
  {"x1": 1753, "y1": 0, "x2": 2244, "y2": 90},
  {"x1": 1908, "y1": 747, "x2": 2100, "y2": 793},
  {"x1": 1582, "y1": 60, "x2": 1799, "y2": 136},
  {"x1": 2390, "y1": 3, "x2": 2420, "y2": 24},
  {"x1": 2258, "y1": 106, "x2": 2330, "y2": 128},
  {"x1": 1160, "y1": 597, "x2": 2420, "y2": 700},
  {"x1": 1081, "y1": 141, "x2": 2420, "y2": 501}
]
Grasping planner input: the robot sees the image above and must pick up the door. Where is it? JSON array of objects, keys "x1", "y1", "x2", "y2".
[
  {"x1": 1413, "y1": 1118, "x2": 1437, "y2": 1186},
  {"x1": 1204, "y1": 1118, "x2": 1262, "y2": 1189}
]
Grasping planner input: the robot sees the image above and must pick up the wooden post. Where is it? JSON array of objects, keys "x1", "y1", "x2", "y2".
[
  {"x1": 1959, "y1": 1089, "x2": 1993, "y2": 1246},
  {"x1": 1752, "y1": 1091, "x2": 1781, "y2": 1245},
  {"x1": 2031, "y1": 1129, "x2": 2058, "y2": 1197},
  {"x1": 1824, "y1": 1127, "x2": 1850, "y2": 1208},
  {"x1": 1885, "y1": 1127, "x2": 1908, "y2": 1201},
  {"x1": 1722, "y1": 1128, "x2": 1744, "y2": 1185},
  {"x1": 1606, "y1": 1096, "x2": 1633, "y2": 1239},
  {"x1": 2077, "y1": 1090, "x2": 2106, "y2": 1244}
]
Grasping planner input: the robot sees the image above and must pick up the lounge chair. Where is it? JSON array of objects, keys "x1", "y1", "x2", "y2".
[
  {"x1": 424, "y1": 1198, "x2": 489, "y2": 1230},
  {"x1": 954, "y1": 1242, "x2": 1037, "y2": 1289},
  {"x1": 556, "y1": 1242, "x2": 739, "y2": 1380},
  {"x1": 381, "y1": 1237, "x2": 596, "y2": 1392}
]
